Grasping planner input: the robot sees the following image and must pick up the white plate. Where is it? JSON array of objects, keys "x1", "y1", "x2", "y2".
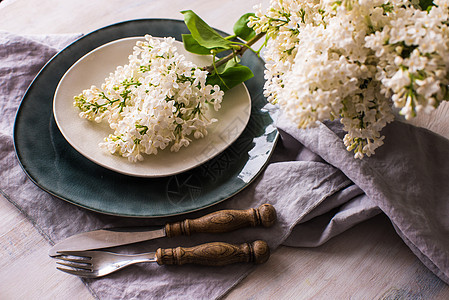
[{"x1": 53, "y1": 37, "x2": 251, "y2": 177}]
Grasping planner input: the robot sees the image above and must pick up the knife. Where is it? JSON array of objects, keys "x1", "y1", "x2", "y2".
[{"x1": 49, "y1": 204, "x2": 276, "y2": 257}]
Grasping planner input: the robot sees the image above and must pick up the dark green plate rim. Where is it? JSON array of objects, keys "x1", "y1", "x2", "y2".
[{"x1": 13, "y1": 19, "x2": 278, "y2": 218}]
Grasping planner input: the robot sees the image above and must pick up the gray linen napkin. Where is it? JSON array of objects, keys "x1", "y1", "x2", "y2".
[{"x1": 1, "y1": 31, "x2": 448, "y2": 299}]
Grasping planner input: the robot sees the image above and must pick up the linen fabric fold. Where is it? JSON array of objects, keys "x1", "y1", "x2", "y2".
[
  {"x1": 276, "y1": 118, "x2": 449, "y2": 284},
  {"x1": 0, "y1": 31, "x2": 448, "y2": 300}
]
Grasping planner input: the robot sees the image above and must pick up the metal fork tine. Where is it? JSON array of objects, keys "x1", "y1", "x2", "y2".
[
  {"x1": 56, "y1": 261, "x2": 92, "y2": 271},
  {"x1": 56, "y1": 250, "x2": 92, "y2": 258},
  {"x1": 57, "y1": 256, "x2": 91, "y2": 264},
  {"x1": 53, "y1": 249, "x2": 156, "y2": 278},
  {"x1": 56, "y1": 266, "x2": 94, "y2": 278}
]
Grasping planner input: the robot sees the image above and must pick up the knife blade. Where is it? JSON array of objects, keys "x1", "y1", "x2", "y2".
[{"x1": 49, "y1": 203, "x2": 276, "y2": 257}]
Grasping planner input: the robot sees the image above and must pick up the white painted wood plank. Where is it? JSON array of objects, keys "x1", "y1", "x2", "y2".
[
  {"x1": 225, "y1": 215, "x2": 449, "y2": 299},
  {"x1": 0, "y1": 195, "x2": 95, "y2": 300}
]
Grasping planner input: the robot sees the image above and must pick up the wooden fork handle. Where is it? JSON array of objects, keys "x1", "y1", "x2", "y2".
[
  {"x1": 155, "y1": 240, "x2": 270, "y2": 266},
  {"x1": 165, "y1": 204, "x2": 276, "y2": 237}
]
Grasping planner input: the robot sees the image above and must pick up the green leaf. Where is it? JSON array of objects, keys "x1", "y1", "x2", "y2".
[
  {"x1": 233, "y1": 13, "x2": 257, "y2": 41},
  {"x1": 207, "y1": 60, "x2": 254, "y2": 91},
  {"x1": 181, "y1": 10, "x2": 233, "y2": 50},
  {"x1": 182, "y1": 34, "x2": 212, "y2": 55},
  {"x1": 418, "y1": 0, "x2": 434, "y2": 11}
]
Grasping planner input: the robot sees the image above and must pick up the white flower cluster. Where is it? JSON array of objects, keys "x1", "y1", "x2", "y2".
[
  {"x1": 74, "y1": 35, "x2": 223, "y2": 162},
  {"x1": 249, "y1": 0, "x2": 449, "y2": 158}
]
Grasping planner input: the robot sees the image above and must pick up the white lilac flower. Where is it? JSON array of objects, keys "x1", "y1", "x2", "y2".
[
  {"x1": 250, "y1": 0, "x2": 449, "y2": 158},
  {"x1": 74, "y1": 35, "x2": 223, "y2": 162}
]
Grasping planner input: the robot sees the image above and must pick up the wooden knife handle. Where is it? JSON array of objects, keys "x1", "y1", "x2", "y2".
[
  {"x1": 165, "y1": 204, "x2": 277, "y2": 237},
  {"x1": 155, "y1": 240, "x2": 270, "y2": 266}
]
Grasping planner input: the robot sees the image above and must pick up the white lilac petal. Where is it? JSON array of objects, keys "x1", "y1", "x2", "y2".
[
  {"x1": 74, "y1": 35, "x2": 223, "y2": 161},
  {"x1": 249, "y1": 0, "x2": 449, "y2": 158}
]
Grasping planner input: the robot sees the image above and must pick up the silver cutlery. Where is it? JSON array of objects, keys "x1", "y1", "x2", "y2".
[
  {"x1": 49, "y1": 204, "x2": 276, "y2": 257},
  {"x1": 56, "y1": 240, "x2": 270, "y2": 278}
]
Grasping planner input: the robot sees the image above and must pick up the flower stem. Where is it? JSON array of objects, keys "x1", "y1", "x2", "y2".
[{"x1": 203, "y1": 32, "x2": 266, "y2": 74}]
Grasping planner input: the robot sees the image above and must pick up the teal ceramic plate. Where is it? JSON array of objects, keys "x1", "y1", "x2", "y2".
[{"x1": 13, "y1": 19, "x2": 278, "y2": 218}]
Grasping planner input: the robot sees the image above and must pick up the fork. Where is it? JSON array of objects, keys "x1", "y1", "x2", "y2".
[{"x1": 56, "y1": 240, "x2": 270, "y2": 278}]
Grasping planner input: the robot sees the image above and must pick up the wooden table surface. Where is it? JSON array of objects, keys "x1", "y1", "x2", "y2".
[{"x1": 1, "y1": 0, "x2": 449, "y2": 299}]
